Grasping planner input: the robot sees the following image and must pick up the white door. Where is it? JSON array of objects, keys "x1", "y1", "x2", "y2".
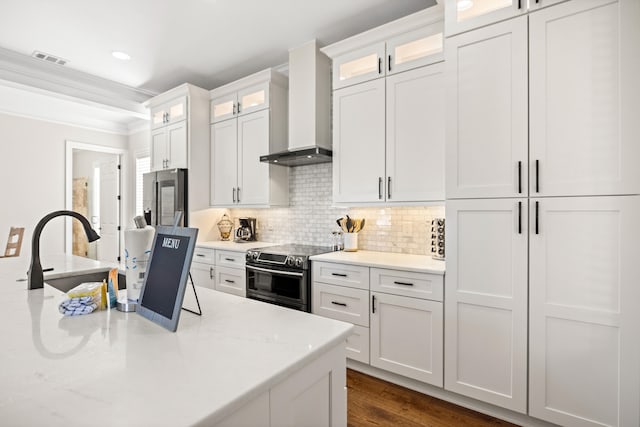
[
  {"x1": 167, "y1": 120, "x2": 187, "y2": 169},
  {"x1": 333, "y1": 79, "x2": 386, "y2": 203},
  {"x1": 97, "y1": 157, "x2": 120, "y2": 263},
  {"x1": 237, "y1": 110, "x2": 270, "y2": 205},
  {"x1": 529, "y1": 0, "x2": 639, "y2": 197},
  {"x1": 386, "y1": 25, "x2": 444, "y2": 75},
  {"x1": 151, "y1": 128, "x2": 167, "y2": 171},
  {"x1": 445, "y1": 0, "x2": 525, "y2": 37},
  {"x1": 165, "y1": 96, "x2": 187, "y2": 124},
  {"x1": 237, "y1": 82, "x2": 269, "y2": 116},
  {"x1": 445, "y1": 17, "x2": 528, "y2": 199},
  {"x1": 529, "y1": 196, "x2": 640, "y2": 427},
  {"x1": 444, "y1": 198, "x2": 528, "y2": 413},
  {"x1": 370, "y1": 292, "x2": 443, "y2": 386},
  {"x1": 386, "y1": 63, "x2": 445, "y2": 202},
  {"x1": 332, "y1": 42, "x2": 386, "y2": 89},
  {"x1": 190, "y1": 263, "x2": 215, "y2": 290},
  {"x1": 210, "y1": 120, "x2": 238, "y2": 206}
]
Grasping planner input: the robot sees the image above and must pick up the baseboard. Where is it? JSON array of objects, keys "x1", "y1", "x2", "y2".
[{"x1": 346, "y1": 360, "x2": 559, "y2": 427}]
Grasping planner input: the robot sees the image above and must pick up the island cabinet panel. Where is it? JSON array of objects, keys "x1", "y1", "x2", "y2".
[
  {"x1": 216, "y1": 392, "x2": 270, "y2": 427},
  {"x1": 270, "y1": 344, "x2": 347, "y2": 427}
]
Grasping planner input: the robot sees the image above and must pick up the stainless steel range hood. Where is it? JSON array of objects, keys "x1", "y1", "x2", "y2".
[{"x1": 260, "y1": 40, "x2": 332, "y2": 166}]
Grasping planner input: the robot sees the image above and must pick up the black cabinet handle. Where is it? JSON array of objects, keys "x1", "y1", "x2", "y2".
[
  {"x1": 372, "y1": 295, "x2": 376, "y2": 314},
  {"x1": 331, "y1": 272, "x2": 347, "y2": 277},
  {"x1": 387, "y1": 176, "x2": 392, "y2": 199},
  {"x1": 233, "y1": 103, "x2": 236, "y2": 115},
  {"x1": 224, "y1": 279, "x2": 235, "y2": 284},
  {"x1": 224, "y1": 257, "x2": 235, "y2": 262},
  {"x1": 393, "y1": 281, "x2": 414, "y2": 286},
  {"x1": 518, "y1": 0, "x2": 522, "y2": 9},
  {"x1": 232, "y1": 187, "x2": 236, "y2": 203},
  {"x1": 237, "y1": 187, "x2": 241, "y2": 203},
  {"x1": 209, "y1": 267, "x2": 213, "y2": 279},
  {"x1": 535, "y1": 201, "x2": 540, "y2": 235},
  {"x1": 518, "y1": 161, "x2": 522, "y2": 194},
  {"x1": 196, "y1": 254, "x2": 205, "y2": 257},
  {"x1": 378, "y1": 177, "x2": 383, "y2": 200},
  {"x1": 378, "y1": 57, "x2": 382, "y2": 74},
  {"x1": 331, "y1": 301, "x2": 347, "y2": 307},
  {"x1": 535, "y1": 159, "x2": 540, "y2": 193},
  {"x1": 518, "y1": 201, "x2": 522, "y2": 234},
  {"x1": 237, "y1": 102, "x2": 241, "y2": 113},
  {"x1": 388, "y1": 55, "x2": 392, "y2": 72}
]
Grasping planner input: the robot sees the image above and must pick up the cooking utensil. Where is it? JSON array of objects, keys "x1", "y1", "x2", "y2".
[
  {"x1": 346, "y1": 215, "x2": 353, "y2": 233},
  {"x1": 358, "y1": 218, "x2": 365, "y2": 232}
]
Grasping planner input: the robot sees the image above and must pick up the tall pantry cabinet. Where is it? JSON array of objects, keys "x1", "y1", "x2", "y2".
[{"x1": 444, "y1": 0, "x2": 640, "y2": 426}]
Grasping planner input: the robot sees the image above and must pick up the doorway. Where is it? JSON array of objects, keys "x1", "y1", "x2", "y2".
[{"x1": 65, "y1": 141, "x2": 126, "y2": 263}]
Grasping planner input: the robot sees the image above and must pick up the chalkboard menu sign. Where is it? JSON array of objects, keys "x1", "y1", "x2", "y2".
[{"x1": 137, "y1": 226, "x2": 198, "y2": 331}]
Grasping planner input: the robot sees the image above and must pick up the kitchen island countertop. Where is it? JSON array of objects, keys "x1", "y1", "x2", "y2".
[
  {"x1": 310, "y1": 250, "x2": 445, "y2": 275},
  {"x1": 0, "y1": 255, "x2": 352, "y2": 426}
]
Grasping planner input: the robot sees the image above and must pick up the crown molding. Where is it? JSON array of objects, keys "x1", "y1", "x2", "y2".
[{"x1": 0, "y1": 46, "x2": 155, "y2": 118}]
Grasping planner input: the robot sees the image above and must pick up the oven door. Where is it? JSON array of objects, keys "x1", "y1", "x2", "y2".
[{"x1": 245, "y1": 264, "x2": 309, "y2": 311}]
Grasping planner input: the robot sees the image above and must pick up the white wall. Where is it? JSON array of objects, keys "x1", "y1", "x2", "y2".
[{"x1": 0, "y1": 112, "x2": 127, "y2": 264}]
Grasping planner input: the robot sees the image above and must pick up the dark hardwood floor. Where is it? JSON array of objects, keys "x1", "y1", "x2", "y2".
[{"x1": 347, "y1": 369, "x2": 519, "y2": 427}]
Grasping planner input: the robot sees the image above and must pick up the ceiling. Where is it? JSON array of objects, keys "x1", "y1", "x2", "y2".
[{"x1": 0, "y1": 0, "x2": 433, "y2": 96}]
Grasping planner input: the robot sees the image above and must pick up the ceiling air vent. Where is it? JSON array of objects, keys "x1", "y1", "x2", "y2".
[{"x1": 32, "y1": 51, "x2": 68, "y2": 66}]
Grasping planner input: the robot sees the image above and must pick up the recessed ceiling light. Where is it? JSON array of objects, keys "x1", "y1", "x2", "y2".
[
  {"x1": 457, "y1": 0, "x2": 473, "y2": 11},
  {"x1": 112, "y1": 51, "x2": 131, "y2": 61}
]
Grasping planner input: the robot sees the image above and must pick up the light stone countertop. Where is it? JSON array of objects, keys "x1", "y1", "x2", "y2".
[
  {"x1": 0, "y1": 255, "x2": 352, "y2": 426},
  {"x1": 310, "y1": 250, "x2": 445, "y2": 275},
  {"x1": 196, "y1": 240, "x2": 277, "y2": 251}
]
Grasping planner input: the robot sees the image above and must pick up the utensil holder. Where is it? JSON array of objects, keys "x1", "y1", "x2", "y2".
[{"x1": 344, "y1": 232, "x2": 358, "y2": 252}]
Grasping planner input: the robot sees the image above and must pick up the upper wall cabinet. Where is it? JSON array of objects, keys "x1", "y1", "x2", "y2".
[
  {"x1": 150, "y1": 96, "x2": 188, "y2": 130},
  {"x1": 210, "y1": 82, "x2": 270, "y2": 123},
  {"x1": 332, "y1": 24, "x2": 444, "y2": 90},
  {"x1": 209, "y1": 69, "x2": 289, "y2": 208},
  {"x1": 323, "y1": 6, "x2": 446, "y2": 205},
  {"x1": 444, "y1": 0, "x2": 566, "y2": 36},
  {"x1": 147, "y1": 84, "x2": 211, "y2": 212}
]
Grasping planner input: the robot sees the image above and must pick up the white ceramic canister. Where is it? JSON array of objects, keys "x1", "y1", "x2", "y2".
[{"x1": 344, "y1": 232, "x2": 358, "y2": 252}]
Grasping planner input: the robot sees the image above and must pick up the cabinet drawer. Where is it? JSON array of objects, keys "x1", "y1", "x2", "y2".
[
  {"x1": 346, "y1": 325, "x2": 370, "y2": 364},
  {"x1": 370, "y1": 268, "x2": 443, "y2": 301},
  {"x1": 193, "y1": 247, "x2": 215, "y2": 264},
  {"x1": 215, "y1": 266, "x2": 246, "y2": 297},
  {"x1": 312, "y1": 282, "x2": 369, "y2": 327},
  {"x1": 216, "y1": 250, "x2": 246, "y2": 268},
  {"x1": 312, "y1": 262, "x2": 369, "y2": 290}
]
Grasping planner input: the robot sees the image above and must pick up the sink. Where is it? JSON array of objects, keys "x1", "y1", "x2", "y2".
[{"x1": 45, "y1": 271, "x2": 127, "y2": 293}]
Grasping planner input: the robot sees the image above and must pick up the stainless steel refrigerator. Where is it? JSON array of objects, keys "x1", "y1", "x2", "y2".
[{"x1": 143, "y1": 169, "x2": 188, "y2": 227}]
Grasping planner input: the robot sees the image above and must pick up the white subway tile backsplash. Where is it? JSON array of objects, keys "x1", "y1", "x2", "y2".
[{"x1": 207, "y1": 163, "x2": 447, "y2": 255}]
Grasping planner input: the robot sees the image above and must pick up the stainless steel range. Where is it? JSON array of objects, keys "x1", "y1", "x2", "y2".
[{"x1": 245, "y1": 244, "x2": 333, "y2": 312}]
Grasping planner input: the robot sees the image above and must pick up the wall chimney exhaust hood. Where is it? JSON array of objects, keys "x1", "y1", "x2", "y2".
[{"x1": 260, "y1": 40, "x2": 332, "y2": 166}]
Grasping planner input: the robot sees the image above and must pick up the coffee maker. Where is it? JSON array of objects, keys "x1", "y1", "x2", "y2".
[{"x1": 235, "y1": 217, "x2": 256, "y2": 242}]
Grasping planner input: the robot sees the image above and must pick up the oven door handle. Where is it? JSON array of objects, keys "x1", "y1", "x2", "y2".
[{"x1": 246, "y1": 264, "x2": 304, "y2": 278}]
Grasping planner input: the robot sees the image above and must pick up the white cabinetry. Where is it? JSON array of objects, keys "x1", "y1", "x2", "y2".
[
  {"x1": 445, "y1": 0, "x2": 640, "y2": 423},
  {"x1": 324, "y1": 8, "x2": 446, "y2": 204},
  {"x1": 529, "y1": 196, "x2": 640, "y2": 427},
  {"x1": 444, "y1": 0, "x2": 566, "y2": 37},
  {"x1": 444, "y1": 198, "x2": 528, "y2": 412},
  {"x1": 445, "y1": 16, "x2": 528, "y2": 199},
  {"x1": 147, "y1": 84, "x2": 210, "y2": 212},
  {"x1": 312, "y1": 261, "x2": 444, "y2": 387},
  {"x1": 370, "y1": 268, "x2": 443, "y2": 387},
  {"x1": 214, "y1": 250, "x2": 246, "y2": 297},
  {"x1": 190, "y1": 247, "x2": 215, "y2": 290},
  {"x1": 209, "y1": 69, "x2": 289, "y2": 207}
]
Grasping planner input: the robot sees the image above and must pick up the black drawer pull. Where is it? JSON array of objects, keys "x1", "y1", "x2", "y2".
[
  {"x1": 393, "y1": 281, "x2": 414, "y2": 287},
  {"x1": 517, "y1": 161, "x2": 522, "y2": 194},
  {"x1": 372, "y1": 295, "x2": 376, "y2": 313},
  {"x1": 518, "y1": 201, "x2": 522, "y2": 234},
  {"x1": 331, "y1": 301, "x2": 347, "y2": 307},
  {"x1": 224, "y1": 279, "x2": 235, "y2": 284},
  {"x1": 535, "y1": 201, "x2": 540, "y2": 235},
  {"x1": 331, "y1": 273, "x2": 348, "y2": 277},
  {"x1": 196, "y1": 254, "x2": 205, "y2": 257},
  {"x1": 378, "y1": 57, "x2": 382, "y2": 74},
  {"x1": 224, "y1": 257, "x2": 235, "y2": 262}
]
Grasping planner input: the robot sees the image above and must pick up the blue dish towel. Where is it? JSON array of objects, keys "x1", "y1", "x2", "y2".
[{"x1": 58, "y1": 296, "x2": 98, "y2": 316}]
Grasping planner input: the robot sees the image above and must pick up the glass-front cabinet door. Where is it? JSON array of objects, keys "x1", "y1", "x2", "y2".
[
  {"x1": 387, "y1": 24, "x2": 444, "y2": 75},
  {"x1": 166, "y1": 96, "x2": 187, "y2": 124},
  {"x1": 237, "y1": 82, "x2": 270, "y2": 116},
  {"x1": 210, "y1": 93, "x2": 238, "y2": 123},
  {"x1": 332, "y1": 42, "x2": 386, "y2": 90},
  {"x1": 445, "y1": 0, "x2": 524, "y2": 36}
]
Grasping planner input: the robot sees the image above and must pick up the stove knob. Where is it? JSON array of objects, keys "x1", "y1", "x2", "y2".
[
  {"x1": 253, "y1": 252, "x2": 259, "y2": 261},
  {"x1": 286, "y1": 257, "x2": 294, "y2": 266},
  {"x1": 295, "y1": 257, "x2": 303, "y2": 268},
  {"x1": 246, "y1": 252, "x2": 252, "y2": 261}
]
